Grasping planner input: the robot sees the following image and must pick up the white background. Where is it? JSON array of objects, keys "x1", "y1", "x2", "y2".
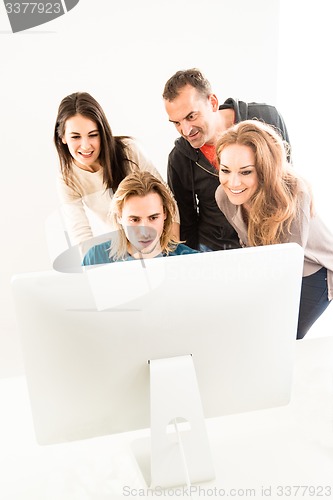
[{"x1": 0, "y1": 0, "x2": 332, "y2": 378}]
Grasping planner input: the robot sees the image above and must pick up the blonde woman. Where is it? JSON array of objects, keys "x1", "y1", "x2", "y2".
[
  {"x1": 82, "y1": 171, "x2": 197, "y2": 264},
  {"x1": 215, "y1": 119, "x2": 333, "y2": 339}
]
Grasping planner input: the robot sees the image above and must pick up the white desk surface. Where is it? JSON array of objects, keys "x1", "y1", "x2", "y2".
[{"x1": 0, "y1": 336, "x2": 332, "y2": 499}]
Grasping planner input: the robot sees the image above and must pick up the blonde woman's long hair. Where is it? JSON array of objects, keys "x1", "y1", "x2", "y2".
[
  {"x1": 216, "y1": 120, "x2": 312, "y2": 246},
  {"x1": 108, "y1": 170, "x2": 180, "y2": 260}
]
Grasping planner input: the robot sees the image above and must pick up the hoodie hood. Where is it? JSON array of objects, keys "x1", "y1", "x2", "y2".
[{"x1": 173, "y1": 136, "x2": 200, "y2": 162}]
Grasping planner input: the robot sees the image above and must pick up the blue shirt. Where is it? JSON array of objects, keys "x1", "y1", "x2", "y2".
[{"x1": 82, "y1": 242, "x2": 198, "y2": 266}]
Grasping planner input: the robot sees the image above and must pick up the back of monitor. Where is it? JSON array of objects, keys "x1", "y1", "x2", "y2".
[{"x1": 11, "y1": 243, "x2": 303, "y2": 445}]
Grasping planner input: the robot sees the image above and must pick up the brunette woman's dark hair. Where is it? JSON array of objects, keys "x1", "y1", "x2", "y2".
[{"x1": 54, "y1": 91, "x2": 134, "y2": 190}]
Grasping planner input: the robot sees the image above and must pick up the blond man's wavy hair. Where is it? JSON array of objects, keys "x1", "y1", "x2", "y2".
[
  {"x1": 216, "y1": 120, "x2": 313, "y2": 246},
  {"x1": 108, "y1": 170, "x2": 180, "y2": 260}
]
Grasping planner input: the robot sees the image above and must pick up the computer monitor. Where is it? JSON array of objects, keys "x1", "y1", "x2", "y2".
[{"x1": 11, "y1": 243, "x2": 303, "y2": 486}]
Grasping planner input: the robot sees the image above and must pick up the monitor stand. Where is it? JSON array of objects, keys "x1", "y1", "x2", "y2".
[{"x1": 131, "y1": 354, "x2": 215, "y2": 489}]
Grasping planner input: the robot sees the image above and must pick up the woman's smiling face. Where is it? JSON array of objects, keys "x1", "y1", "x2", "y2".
[
  {"x1": 62, "y1": 113, "x2": 101, "y2": 171},
  {"x1": 219, "y1": 143, "x2": 259, "y2": 210}
]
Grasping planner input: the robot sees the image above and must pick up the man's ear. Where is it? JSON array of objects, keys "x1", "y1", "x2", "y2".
[{"x1": 209, "y1": 93, "x2": 219, "y2": 112}]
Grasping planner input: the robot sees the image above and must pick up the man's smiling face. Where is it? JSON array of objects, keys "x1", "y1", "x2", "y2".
[{"x1": 164, "y1": 84, "x2": 219, "y2": 148}]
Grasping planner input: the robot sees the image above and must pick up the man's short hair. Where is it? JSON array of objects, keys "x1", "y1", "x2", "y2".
[{"x1": 162, "y1": 68, "x2": 212, "y2": 101}]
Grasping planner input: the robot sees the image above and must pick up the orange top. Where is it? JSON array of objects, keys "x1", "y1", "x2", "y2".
[{"x1": 200, "y1": 144, "x2": 219, "y2": 170}]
